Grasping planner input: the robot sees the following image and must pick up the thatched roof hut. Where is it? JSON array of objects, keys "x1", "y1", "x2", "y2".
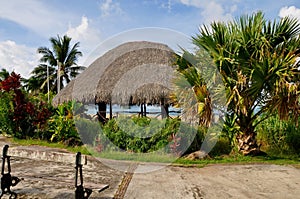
[{"x1": 53, "y1": 41, "x2": 177, "y2": 108}]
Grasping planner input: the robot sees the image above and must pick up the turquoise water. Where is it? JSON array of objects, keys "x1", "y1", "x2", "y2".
[{"x1": 85, "y1": 104, "x2": 181, "y2": 117}]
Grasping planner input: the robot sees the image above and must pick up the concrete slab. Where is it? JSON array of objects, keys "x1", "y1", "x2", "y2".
[
  {"x1": 124, "y1": 164, "x2": 300, "y2": 199},
  {"x1": 0, "y1": 137, "x2": 124, "y2": 199},
  {"x1": 1, "y1": 136, "x2": 299, "y2": 199}
]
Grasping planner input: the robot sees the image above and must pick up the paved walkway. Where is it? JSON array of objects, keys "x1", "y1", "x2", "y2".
[
  {"x1": 124, "y1": 164, "x2": 300, "y2": 199},
  {"x1": 0, "y1": 136, "x2": 124, "y2": 199},
  {"x1": 0, "y1": 136, "x2": 299, "y2": 199}
]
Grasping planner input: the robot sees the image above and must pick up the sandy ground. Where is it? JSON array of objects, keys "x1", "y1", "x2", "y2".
[
  {"x1": 0, "y1": 136, "x2": 299, "y2": 199},
  {"x1": 125, "y1": 164, "x2": 300, "y2": 199}
]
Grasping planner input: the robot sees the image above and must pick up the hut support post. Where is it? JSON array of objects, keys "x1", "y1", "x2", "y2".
[
  {"x1": 140, "y1": 104, "x2": 143, "y2": 117},
  {"x1": 143, "y1": 103, "x2": 147, "y2": 117},
  {"x1": 97, "y1": 102, "x2": 107, "y2": 123},
  {"x1": 109, "y1": 101, "x2": 113, "y2": 120},
  {"x1": 161, "y1": 98, "x2": 169, "y2": 119},
  {"x1": 140, "y1": 103, "x2": 147, "y2": 117}
]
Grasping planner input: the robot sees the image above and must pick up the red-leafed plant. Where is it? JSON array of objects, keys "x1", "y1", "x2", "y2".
[
  {"x1": 0, "y1": 72, "x2": 21, "y2": 91},
  {"x1": 0, "y1": 72, "x2": 52, "y2": 138}
]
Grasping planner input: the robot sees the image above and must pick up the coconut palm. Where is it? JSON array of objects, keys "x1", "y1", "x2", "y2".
[
  {"x1": 26, "y1": 35, "x2": 84, "y2": 94},
  {"x1": 0, "y1": 68, "x2": 10, "y2": 82},
  {"x1": 176, "y1": 12, "x2": 300, "y2": 155}
]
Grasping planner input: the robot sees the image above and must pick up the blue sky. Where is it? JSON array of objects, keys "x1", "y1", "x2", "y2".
[{"x1": 0, "y1": 0, "x2": 299, "y2": 78}]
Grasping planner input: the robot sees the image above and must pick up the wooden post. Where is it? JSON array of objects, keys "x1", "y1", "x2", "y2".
[
  {"x1": 161, "y1": 98, "x2": 169, "y2": 119},
  {"x1": 140, "y1": 103, "x2": 144, "y2": 117},
  {"x1": 97, "y1": 102, "x2": 107, "y2": 123},
  {"x1": 109, "y1": 101, "x2": 113, "y2": 119},
  {"x1": 143, "y1": 103, "x2": 147, "y2": 117}
]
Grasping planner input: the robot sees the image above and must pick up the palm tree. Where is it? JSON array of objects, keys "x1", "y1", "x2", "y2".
[
  {"x1": 0, "y1": 68, "x2": 10, "y2": 82},
  {"x1": 173, "y1": 50, "x2": 216, "y2": 127},
  {"x1": 176, "y1": 12, "x2": 300, "y2": 155},
  {"x1": 23, "y1": 64, "x2": 56, "y2": 94},
  {"x1": 27, "y1": 35, "x2": 84, "y2": 94}
]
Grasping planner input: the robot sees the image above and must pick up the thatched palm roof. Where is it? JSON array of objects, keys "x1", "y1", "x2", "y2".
[{"x1": 52, "y1": 41, "x2": 176, "y2": 106}]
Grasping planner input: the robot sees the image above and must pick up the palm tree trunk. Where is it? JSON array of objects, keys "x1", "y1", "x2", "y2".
[{"x1": 236, "y1": 125, "x2": 260, "y2": 156}]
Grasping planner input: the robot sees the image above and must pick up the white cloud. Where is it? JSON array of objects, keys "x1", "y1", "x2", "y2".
[
  {"x1": 179, "y1": 0, "x2": 234, "y2": 23},
  {"x1": 160, "y1": 0, "x2": 172, "y2": 13},
  {"x1": 66, "y1": 16, "x2": 89, "y2": 40},
  {"x1": 66, "y1": 16, "x2": 102, "y2": 66},
  {"x1": 100, "y1": 0, "x2": 123, "y2": 17},
  {"x1": 0, "y1": 40, "x2": 40, "y2": 78},
  {"x1": 279, "y1": 6, "x2": 300, "y2": 21},
  {"x1": 201, "y1": 1, "x2": 233, "y2": 23},
  {"x1": 0, "y1": 0, "x2": 72, "y2": 37},
  {"x1": 179, "y1": 0, "x2": 202, "y2": 8}
]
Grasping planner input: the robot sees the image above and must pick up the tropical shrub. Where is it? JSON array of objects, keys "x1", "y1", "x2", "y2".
[
  {"x1": 0, "y1": 72, "x2": 52, "y2": 139},
  {"x1": 101, "y1": 117, "x2": 174, "y2": 153},
  {"x1": 0, "y1": 91, "x2": 14, "y2": 135},
  {"x1": 48, "y1": 101, "x2": 81, "y2": 146},
  {"x1": 178, "y1": 124, "x2": 206, "y2": 155},
  {"x1": 256, "y1": 114, "x2": 300, "y2": 155},
  {"x1": 221, "y1": 113, "x2": 239, "y2": 148},
  {"x1": 75, "y1": 117, "x2": 104, "y2": 146},
  {"x1": 99, "y1": 116, "x2": 205, "y2": 155},
  {"x1": 209, "y1": 137, "x2": 232, "y2": 156}
]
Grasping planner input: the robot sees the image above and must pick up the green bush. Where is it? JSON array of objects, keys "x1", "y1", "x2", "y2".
[
  {"x1": 0, "y1": 73, "x2": 53, "y2": 139},
  {"x1": 47, "y1": 102, "x2": 81, "y2": 146},
  {"x1": 75, "y1": 118, "x2": 101, "y2": 145},
  {"x1": 256, "y1": 114, "x2": 300, "y2": 155},
  {"x1": 0, "y1": 92, "x2": 14, "y2": 135},
  {"x1": 209, "y1": 137, "x2": 232, "y2": 156},
  {"x1": 101, "y1": 117, "x2": 175, "y2": 153},
  {"x1": 179, "y1": 125, "x2": 205, "y2": 155},
  {"x1": 99, "y1": 116, "x2": 204, "y2": 155}
]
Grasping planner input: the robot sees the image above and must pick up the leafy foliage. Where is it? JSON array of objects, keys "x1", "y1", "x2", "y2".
[
  {"x1": 75, "y1": 117, "x2": 103, "y2": 146},
  {"x1": 0, "y1": 91, "x2": 14, "y2": 135},
  {"x1": 101, "y1": 117, "x2": 175, "y2": 153},
  {"x1": 47, "y1": 101, "x2": 81, "y2": 146},
  {"x1": 97, "y1": 116, "x2": 206, "y2": 155},
  {"x1": 176, "y1": 11, "x2": 300, "y2": 155},
  {"x1": 257, "y1": 114, "x2": 300, "y2": 155},
  {"x1": 0, "y1": 72, "x2": 52, "y2": 138},
  {"x1": 222, "y1": 113, "x2": 240, "y2": 147},
  {"x1": 24, "y1": 35, "x2": 85, "y2": 94}
]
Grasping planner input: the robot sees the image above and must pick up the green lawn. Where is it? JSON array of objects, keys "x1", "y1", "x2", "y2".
[
  {"x1": 10, "y1": 138, "x2": 300, "y2": 168},
  {"x1": 10, "y1": 138, "x2": 91, "y2": 155}
]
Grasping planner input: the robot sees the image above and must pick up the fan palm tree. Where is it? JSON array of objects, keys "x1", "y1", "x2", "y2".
[
  {"x1": 176, "y1": 12, "x2": 300, "y2": 155},
  {"x1": 173, "y1": 50, "x2": 216, "y2": 127},
  {"x1": 26, "y1": 35, "x2": 84, "y2": 94}
]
